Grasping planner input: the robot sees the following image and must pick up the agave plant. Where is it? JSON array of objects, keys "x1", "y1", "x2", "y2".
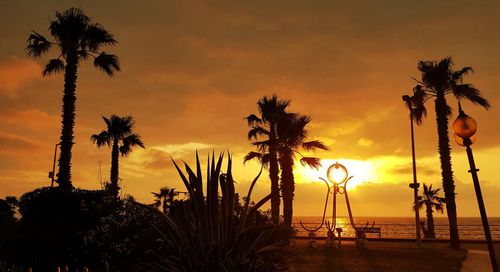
[{"x1": 138, "y1": 152, "x2": 288, "y2": 272}]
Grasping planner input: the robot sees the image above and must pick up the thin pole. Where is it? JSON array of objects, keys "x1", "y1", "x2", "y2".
[
  {"x1": 51, "y1": 144, "x2": 59, "y2": 188},
  {"x1": 465, "y1": 141, "x2": 498, "y2": 272},
  {"x1": 333, "y1": 184, "x2": 337, "y2": 230},
  {"x1": 409, "y1": 113, "x2": 422, "y2": 248},
  {"x1": 403, "y1": 94, "x2": 422, "y2": 248}
]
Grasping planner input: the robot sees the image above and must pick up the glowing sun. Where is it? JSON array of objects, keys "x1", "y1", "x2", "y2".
[{"x1": 298, "y1": 158, "x2": 376, "y2": 190}]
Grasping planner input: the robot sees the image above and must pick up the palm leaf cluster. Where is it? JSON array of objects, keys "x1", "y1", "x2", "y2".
[
  {"x1": 26, "y1": 7, "x2": 120, "y2": 76},
  {"x1": 141, "y1": 153, "x2": 287, "y2": 272},
  {"x1": 245, "y1": 95, "x2": 328, "y2": 227},
  {"x1": 151, "y1": 187, "x2": 177, "y2": 214},
  {"x1": 91, "y1": 115, "x2": 145, "y2": 198}
]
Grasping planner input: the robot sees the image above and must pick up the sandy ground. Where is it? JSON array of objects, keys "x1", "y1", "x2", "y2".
[{"x1": 289, "y1": 238, "x2": 499, "y2": 272}]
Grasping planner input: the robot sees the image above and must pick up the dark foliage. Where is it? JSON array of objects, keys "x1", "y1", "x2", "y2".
[
  {"x1": 1, "y1": 187, "x2": 113, "y2": 269},
  {"x1": 138, "y1": 153, "x2": 290, "y2": 272}
]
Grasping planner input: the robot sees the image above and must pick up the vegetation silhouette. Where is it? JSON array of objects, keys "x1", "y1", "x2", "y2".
[
  {"x1": 411, "y1": 56, "x2": 490, "y2": 248},
  {"x1": 91, "y1": 115, "x2": 145, "y2": 198},
  {"x1": 245, "y1": 95, "x2": 290, "y2": 225},
  {"x1": 151, "y1": 186, "x2": 176, "y2": 214},
  {"x1": 15, "y1": 187, "x2": 114, "y2": 269},
  {"x1": 276, "y1": 113, "x2": 328, "y2": 227},
  {"x1": 139, "y1": 152, "x2": 289, "y2": 271},
  {"x1": 414, "y1": 184, "x2": 446, "y2": 239},
  {"x1": 26, "y1": 7, "x2": 120, "y2": 190}
]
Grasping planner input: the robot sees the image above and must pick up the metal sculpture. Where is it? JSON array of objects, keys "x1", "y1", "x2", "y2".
[{"x1": 300, "y1": 162, "x2": 380, "y2": 248}]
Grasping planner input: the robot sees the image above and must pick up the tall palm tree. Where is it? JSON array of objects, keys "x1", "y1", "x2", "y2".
[
  {"x1": 152, "y1": 187, "x2": 176, "y2": 214},
  {"x1": 26, "y1": 8, "x2": 120, "y2": 191},
  {"x1": 411, "y1": 57, "x2": 490, "y2": 248},
  {"x1": 276, "y1": 113, "x2": 328, "y2": 227},
  {"x1": 415, "y1": 184, "x2": 445, "y2": 239},
  {"x1": 244, "y1": 95, "x2": 290, "y2": 225},
  {"x1": 91, "y1": 115, "x2": 144, "y2": 198}
]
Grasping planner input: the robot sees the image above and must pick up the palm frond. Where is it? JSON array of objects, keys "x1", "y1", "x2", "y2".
[
  {"x1": 120, "y1": 133, "x2": 145, "y2": 156},
  {"x1": 49, "y1": 8, "x2": 90, "y2": 45},
  {"x1": 409, "y1": 85, "x2": 428, "y2": 125},
  {"x1": 84, "y1": 23, "x2": 117, "y2": 51},
  {"x1": 302, "y1": 140, "x2": 328, "y2": 152},
  {"x1": 452, "y1": 67, "x2": 473, "y2": 81},
  {"x1": 245, "y1": 114, "x2": 262, "y2": 125},
  {"x1": 243, "y1": 151, "x2": 263, "y2": 164},
  {"x1": 42, "y1": 59, "x2": 65, "y2": 76},
  {"x1": 299, "y1": 157, "x2": 322, "y2": 170},
  {"x1": 251, "y1": 140, "x2": 271, "y2": 152},
  {"x1": 94, "y1": 52, "x2": 120, "y2": 76},
  {"x1": 26, "y1": 31, "x2": 52, "y2": 57},
  {"x1": 243, "y1": 151, "x2": 270, "y2": 168},
  {"x1": 102, "y1": 116, "x2": 111, "y2": 127},
  {"x1": 247, "y1": 126, "x2": 270, "y2": 140},
  {"x1": 90, "y1": 130, "x2": 111, "y2": 147},
  {"x1": 452, "y1": 84, "x2": 490, "y2": 109}
]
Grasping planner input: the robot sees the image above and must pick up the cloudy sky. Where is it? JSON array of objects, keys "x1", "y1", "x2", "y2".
[{"x1": 1, "y1": 0, "x2": 500, "y2": 217}]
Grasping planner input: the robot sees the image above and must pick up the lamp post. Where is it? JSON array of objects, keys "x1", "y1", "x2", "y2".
[
  {"x1": 453, "y1": 102, "x2": 498, "y2": 272},
  {"x1": 49, "y1": 143, "x2": 59, "y2": 188},
  {"x1": 402, "y1": 94, "x2": 422, "y2": 248}
]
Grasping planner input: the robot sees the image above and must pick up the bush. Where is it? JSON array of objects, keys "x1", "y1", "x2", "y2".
[
  {"x1": 12, "y1": 187, "x2": 113, "y2": 269},
  {"x1": 138, "y1": 153, "x2": 290, "y2": 272}
]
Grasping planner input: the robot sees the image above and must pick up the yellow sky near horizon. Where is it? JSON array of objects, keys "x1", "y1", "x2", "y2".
[{"x1": 1, "y1": 0, "x2": 500, "y2": 217}]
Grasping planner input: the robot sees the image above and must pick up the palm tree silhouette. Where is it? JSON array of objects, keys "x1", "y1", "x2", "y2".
[
  {"x1": 244, "y1": 95, "x2": 290, "y2": 225},
  {"x1": 91, "y1": 115, "x2": 144, "y2": 198},
  {"x1": 26, "y1": 8, "x2": 120, "y2": 191},
  {"x1": 276, "y1": 113, "x2": 328, "y2": 227},
  {"x1": 152, "y1": 187, "x2": 176, "y2": 214},
  {"x1": 411, "y1": 57, "x2": 489, "y2": 248},
  {"x1": 415, "y1": 184, "x2": 445, "y2": 239}
]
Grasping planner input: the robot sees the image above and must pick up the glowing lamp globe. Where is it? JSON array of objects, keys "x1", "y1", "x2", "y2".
[
  {"x1": 453, "y1": 113, "x2": 477, "y2": 139},
  {"x1": 327, "y1": 163, "x2": 348, "y2": 184}
]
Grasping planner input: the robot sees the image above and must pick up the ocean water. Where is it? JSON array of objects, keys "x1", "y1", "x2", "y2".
[{"x1": 293, "y1": 216, "x2": 500, "y2": 240}]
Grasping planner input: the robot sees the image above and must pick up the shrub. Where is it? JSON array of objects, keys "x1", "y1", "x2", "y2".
[{"x1": 138, "y1": 153, "x2": 290, "y2": 272}]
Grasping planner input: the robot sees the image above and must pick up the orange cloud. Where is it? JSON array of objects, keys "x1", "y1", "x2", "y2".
[
  {"x1": 0, "y1": 131, "x2": 40, "y2": 152},
  {"x1": 0, "y1": 57, "x2": 41, "y2": 97},
  {"x1": 0, "y1": 109, "x2": 59, "y2": 131}
]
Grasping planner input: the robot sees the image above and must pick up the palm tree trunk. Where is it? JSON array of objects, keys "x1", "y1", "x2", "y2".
[
  {"x1": 280, "y1": 154, "x2": 295, "y2": 227},
  {"x1": 162, "y1": 197, "x2": 167, "y2": 214},
  {"x1": 426, "y1": 203, "x2": 436, "y2": 239},
  {"x1": 56, "y1": 51, "x2": 78, "y2": 191},
  {"x1": 269, "y1": 133, "x2": 280, "y2": 225},
  {"x1": 110, "y1": 139, "x2": 120, "y2": 198},
  {"x1": 435, "y1": 94, "x2": 460, "y2": 248}
]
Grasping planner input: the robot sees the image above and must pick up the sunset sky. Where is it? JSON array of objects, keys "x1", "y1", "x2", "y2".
[{"x1": 1, "y1": 0, "x2": 500, "y2": 217}]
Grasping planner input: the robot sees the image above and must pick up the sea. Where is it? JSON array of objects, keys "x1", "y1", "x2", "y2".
[{"x1": 293, "y1": 216, "x2": 500, "y2": 240}]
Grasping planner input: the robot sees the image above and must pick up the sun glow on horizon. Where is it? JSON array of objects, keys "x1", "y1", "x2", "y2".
[{"x1": 296, "y1": 158, "x2": 377, "y2": 190}]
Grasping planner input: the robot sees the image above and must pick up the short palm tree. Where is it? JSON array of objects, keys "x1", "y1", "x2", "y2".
[
  {"x1": 276, "y1": 113, "x2": 328, "y2": 227},
  {"x1": 411, "y1": 57, "x2": 490, "y2": 248},
  {"x1": 91, "y1": 115, "x2": 144, "y2": 198},
  {"x1": 152, "y1": 187, "x2": 176, "y2": 214},
  {"x1": 415, "y1": 184, "x2": 445, "y2": 239},
  {"x1": 244, "y1": 95, "x2": 290, "y2": 225},
  {"x1": 26, "y1": 7, "x2": 120, "y2": 191}
]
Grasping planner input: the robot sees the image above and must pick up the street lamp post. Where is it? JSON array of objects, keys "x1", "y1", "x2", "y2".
[
  {"x1": 453, "y1": 102, "x2": 498, "y2": 272},
  {"x1": 49, "y1": 143, "x2": 59, "y2": 188},
  {"x1": 403, "y1": 94, "x2": 422, "y2": 248}
]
